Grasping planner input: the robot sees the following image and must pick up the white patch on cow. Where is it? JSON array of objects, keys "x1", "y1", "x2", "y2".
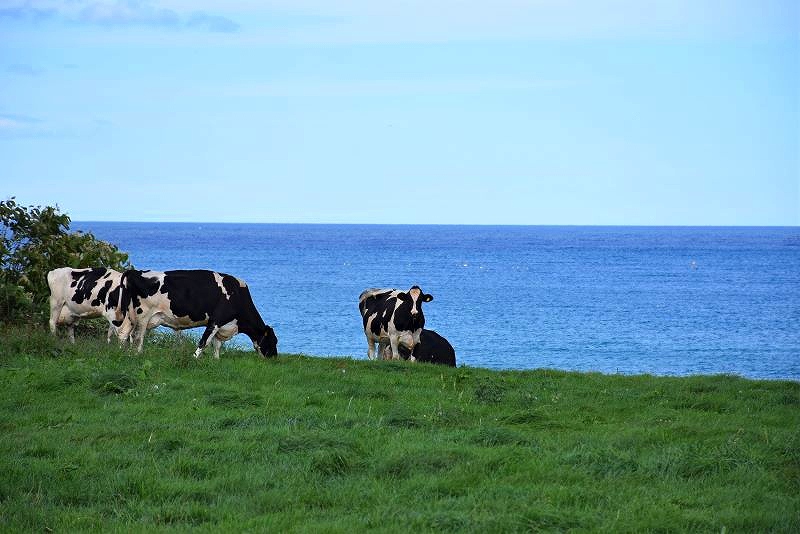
[
  {"x1": 214, "y1": 272, "x2": 230, "y2": 300},
  {"x1": 408, "y1": 287, "x2": 422, "y2": 316}
]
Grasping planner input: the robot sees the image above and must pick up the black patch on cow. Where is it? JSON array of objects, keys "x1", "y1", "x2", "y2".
[
  {"x1": 369, "y1": 296, "x2": 396, "y2": 336},
  {"x1": 70, "y1": 268, "x2": 108, "y2": 304},
  {"x1": 391, "y1": 292, "x2": 419, "y2": 331},
  {"x1": 359, "y1": 291, "x2": 391, "y2": 316},
  {"x1": 130, "y1": 271, "x2": 161, "y2": 297},
  {"x1": 122, "y1": 270, "x2": 161, "y2": 312},
  {"x1": 157, "y1": 270, "x2": 220, "y2": 323},
  {"x1": 91, "y1": 280, "x2": 113, "y2": 307},
  {"x1": 107, "y1": 286, "x2": 119, "y2": 310},
  {"x1": 107, "y1": 285, "x2": 121, "y2": 312}
]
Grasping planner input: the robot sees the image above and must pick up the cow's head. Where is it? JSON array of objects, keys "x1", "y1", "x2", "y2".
[
  {"x1": 407, "y1": 286, "x2": 433, "y2": 313},
  {"x1": 406, "y1": 285, "x2": 433, "y2": 328},
  {"x1": 255, "y1": 325, "x2": 278, "y2": 357}
]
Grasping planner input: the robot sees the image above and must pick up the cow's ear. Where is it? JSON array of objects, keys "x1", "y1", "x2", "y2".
[{"x1": 422, "y1": 293, "x2": 433, "y2": 302}]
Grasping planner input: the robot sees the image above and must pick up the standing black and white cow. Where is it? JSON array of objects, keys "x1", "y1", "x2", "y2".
[
  {"x1": 122, "y1": 269, "x2": 278, "y2": 358},
  {"x1": 358, "y1": 286, "x2": 433, "y2": 360},
  {"x1": 382, "y1": 329, "x2": 456, "y2": 367},
  {"x1": 47, "y1": 267, "x2": 132, "y2": 343}
]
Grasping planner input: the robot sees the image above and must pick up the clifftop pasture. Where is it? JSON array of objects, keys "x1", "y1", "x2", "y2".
[{"x1": 1, "y1": 326, "x2": 798, "y2": 532}]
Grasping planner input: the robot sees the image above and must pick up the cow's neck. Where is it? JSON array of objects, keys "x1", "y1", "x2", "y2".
[{"x1": 237, "y1": 315, "x2": 265, "y2": 343}]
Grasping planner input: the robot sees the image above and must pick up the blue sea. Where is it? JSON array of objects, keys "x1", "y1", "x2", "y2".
[{"x1": 74, "y1": 223, "x2": 800, "y2": 380}]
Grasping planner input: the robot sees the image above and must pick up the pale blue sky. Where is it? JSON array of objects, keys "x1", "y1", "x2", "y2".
[{"x1": 1, "y1": 1, "x2": 798, "y2": 225}]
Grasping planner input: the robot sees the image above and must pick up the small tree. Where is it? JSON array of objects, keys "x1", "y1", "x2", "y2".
[{"x1": 0, "y1": 198, "x2": 132, "y2": 324}]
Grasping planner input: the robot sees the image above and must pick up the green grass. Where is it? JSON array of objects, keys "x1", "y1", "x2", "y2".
[{"x1": 1, "y1": 326, "x2": 798, "y2": 532}]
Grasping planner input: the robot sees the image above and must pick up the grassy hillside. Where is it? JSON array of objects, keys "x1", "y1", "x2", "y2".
[{"x1": 1, "y1": 326, "x2": 798, "y2": 532}]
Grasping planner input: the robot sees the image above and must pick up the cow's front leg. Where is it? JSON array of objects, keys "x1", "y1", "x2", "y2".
[
  {"x1": 399, "y1": 332, "x2": 417, "y2": 362},
  {"x1": 67, "y1": 323, "x2": 76, "y2": 344},
  {"x1": 196, "y1": 323, "x2": 221, "y2": 359}
]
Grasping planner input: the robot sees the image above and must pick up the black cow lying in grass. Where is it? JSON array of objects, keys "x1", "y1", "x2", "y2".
[{"x1": 381, "y1": 329, "x2": 456, "y2": 367}]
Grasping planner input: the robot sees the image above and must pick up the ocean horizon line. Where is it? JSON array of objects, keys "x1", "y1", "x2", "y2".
[{"x1": 73, "y1": 220, "x2": 799, "y2": 229}]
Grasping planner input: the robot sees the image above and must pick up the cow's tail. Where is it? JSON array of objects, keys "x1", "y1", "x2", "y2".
[{"x1": 110, "y1": 270, "x2": 134, "y2": 329}]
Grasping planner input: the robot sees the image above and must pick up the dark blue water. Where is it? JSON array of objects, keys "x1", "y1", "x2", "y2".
[{"x1": 74, "y1": 223, "x2": 800, "y2": 379}]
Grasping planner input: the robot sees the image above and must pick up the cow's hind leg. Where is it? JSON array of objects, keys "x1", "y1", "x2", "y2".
[
  {"x1": 366, "y1": 333, "x2": 377, "y2": 360},
  {"x1": 388, "y1": 335, "x2": 401, "y2": 360},
  {"x1": 48, "y1": 297, "x2": 62, "y2": 337},
  {"x1": 133, "y1": 315, "x2": 153, "y2": 353}
]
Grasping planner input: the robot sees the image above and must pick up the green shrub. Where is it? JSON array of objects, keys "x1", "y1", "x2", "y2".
[{"x1": 0, "y1": 197, "x2": 131, "y2": 324}]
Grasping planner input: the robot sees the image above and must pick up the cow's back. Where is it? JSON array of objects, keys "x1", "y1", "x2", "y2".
[
  {"x1": 358, "y1": 288, "x2": 394, "y2": 314},
  {"x1": 128, "y1": 269, "x2": 257, "y2": 327},
  {"x1": 48, "y1": 267, "x2": 118, "y2": 309}
]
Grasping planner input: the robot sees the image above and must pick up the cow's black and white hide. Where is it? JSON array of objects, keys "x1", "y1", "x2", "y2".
[
  {"x1": 380, "y1": 329, "x2": 456, "y2": 367},
  {"x1": 122, "y1": 269, "x2": 278, "y2": 358},
  {"x1": 47, "y1": 267, "x2": 132, "y2": 343},
  {"x1": 358, "y1": 286, "x2": 433, "y2": 360}
]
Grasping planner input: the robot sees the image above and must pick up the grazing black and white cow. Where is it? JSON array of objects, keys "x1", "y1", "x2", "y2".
[
  {"x1": 382, "y1": 329, "x2": 456, "y2": 367},
  {"x1": 122, "y1": 269, "x2": 278, "y2": 358},
  {"x1": 358, "y1": 286, "x2": 433, "y2": 360},
  {"x1": 47, "y1": 267, "x2": 131, "y2": 343}
]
